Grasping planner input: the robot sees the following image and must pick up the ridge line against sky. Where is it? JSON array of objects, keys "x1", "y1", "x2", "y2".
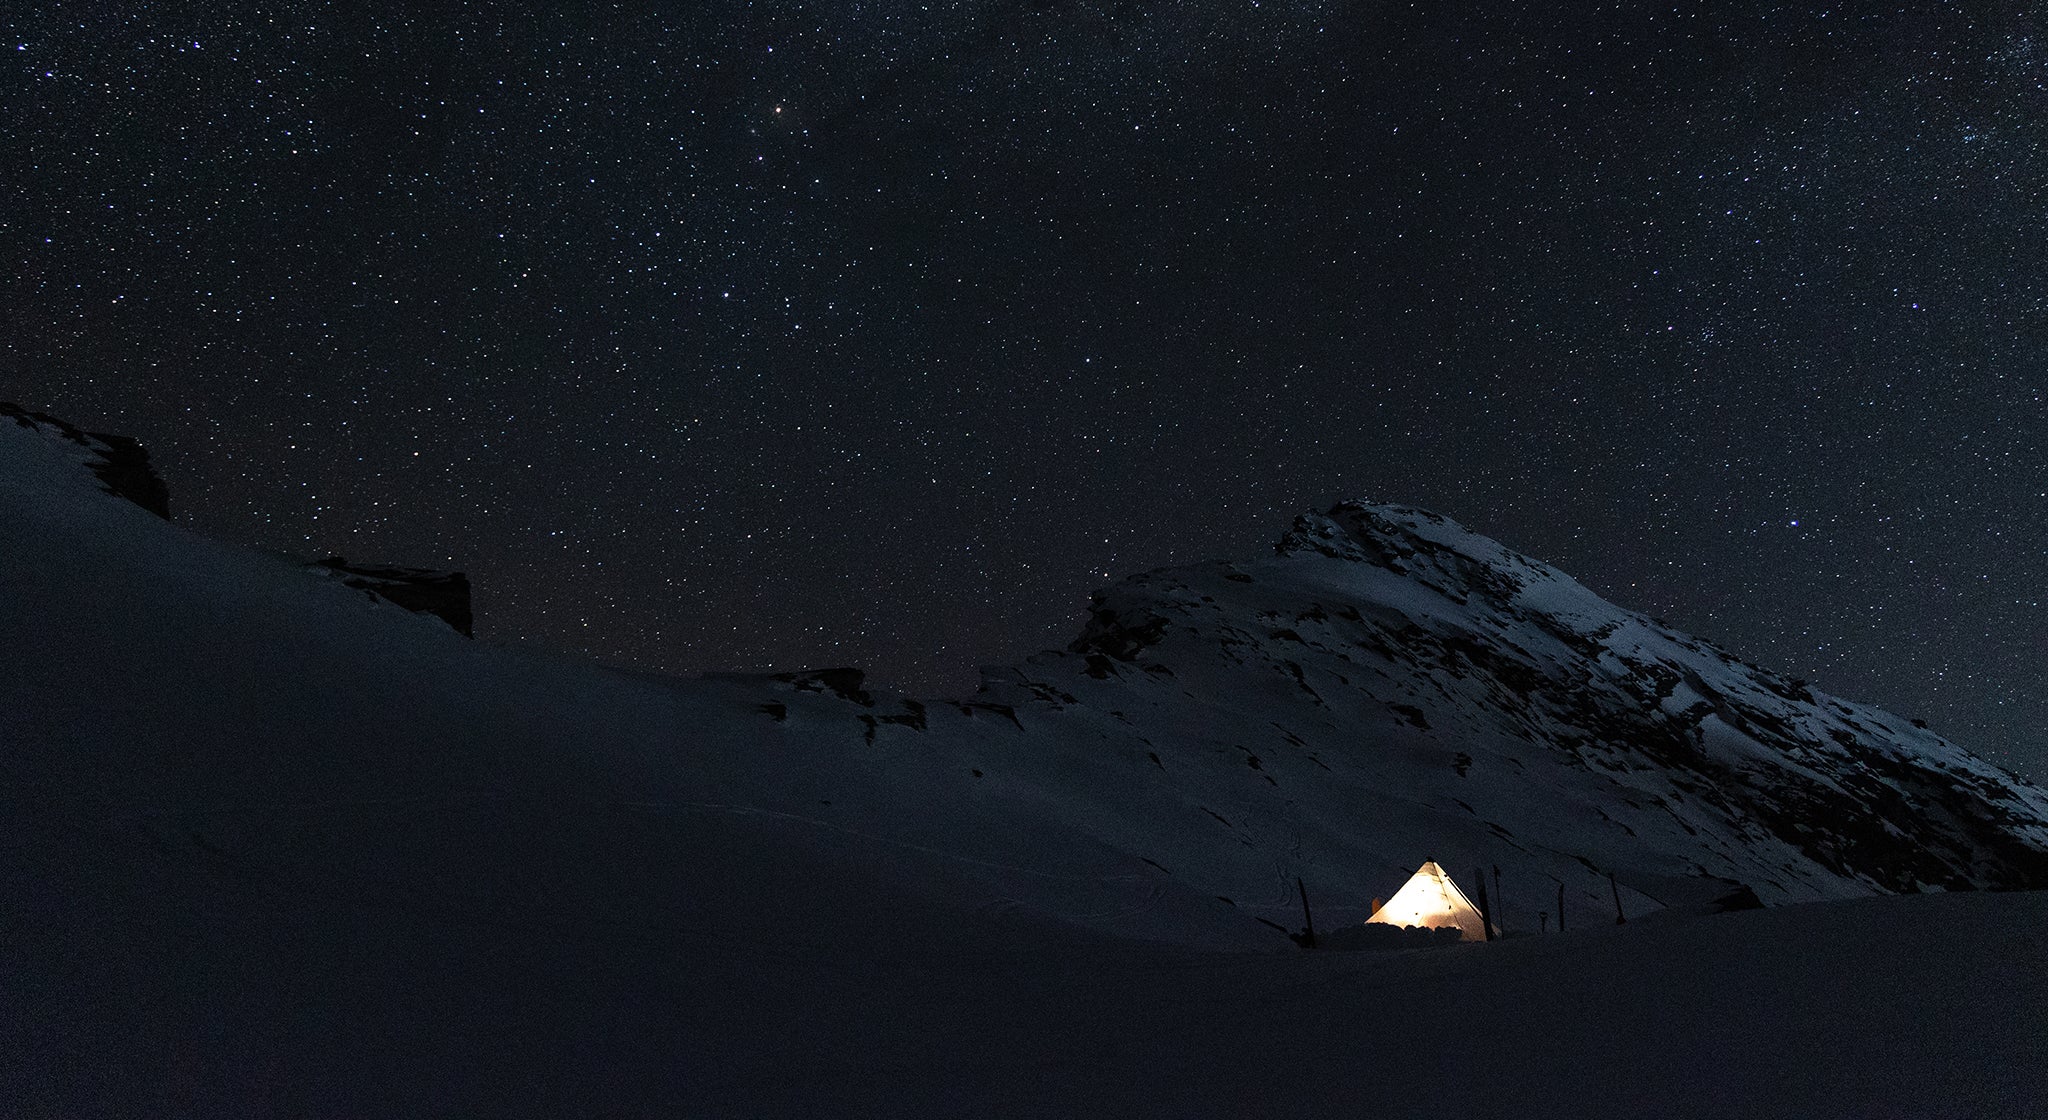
[{"x1": 5, "y1": 1, "x2": 2042, "y2": 775}]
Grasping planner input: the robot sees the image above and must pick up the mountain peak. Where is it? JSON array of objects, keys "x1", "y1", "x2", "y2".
[
  {"x1": 1275, "y1": 500, "x2": 1599, "y2": 617},
  {"x1": 1050, "y1": 499, "x2": 2048, "y2": 905}
]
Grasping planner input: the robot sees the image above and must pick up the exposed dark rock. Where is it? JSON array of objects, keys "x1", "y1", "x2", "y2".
[
  {"x1": 1390, "y1": 702, "x2": 1431, "y2": 730},
  {"x1": 861, "y1": 699, "x2": 930, "y2": 741},
  {"x1": 770, "y1": 667, "x2": 874, "y2": 706},
  {"x1": 6, "y1": 406, "x2": 484, "y2": 635},
  {"x1": 957, "y1": 701, "x2": 1023, "y2": 728},
  {"x1": 1712, "y1": 882, "x2": 1766, "y2": 911},
  {"x1": 2, "y1": 402, "x2": 170, "y2": 518},
  {"x1": 311, "y1": 558, "x2": 474, "y2": 636},
  {"x1": 1069, "y1": 601, "x2": 1169, "y2": 661},
  {"x1": 1614, "y1": 873, "x2": 1767, "y2": 917}
]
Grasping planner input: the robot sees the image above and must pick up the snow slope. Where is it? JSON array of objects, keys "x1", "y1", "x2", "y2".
[
  {"x1": 5, "y1": 408, "x2": 2047, "y2": 1116},
  {"x1": 968, "y1": 501, "x2": 2048, "y2": 933}
]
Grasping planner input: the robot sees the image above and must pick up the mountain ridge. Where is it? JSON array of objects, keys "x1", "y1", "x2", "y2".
[
  {"x1": 1016, "y1": 500, "x2": 2048, "y2": 912},
  {"x1": 5, "y1": 407, "x2": 2045, "y2": 952}
]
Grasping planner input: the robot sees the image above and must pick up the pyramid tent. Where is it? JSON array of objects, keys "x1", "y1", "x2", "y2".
[{"x1": 1365, "y1": 861, "x2": 1497, "y2": 941}]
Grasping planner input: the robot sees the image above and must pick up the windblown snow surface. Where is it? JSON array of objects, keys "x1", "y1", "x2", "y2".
[{"x1": 4, "y1": 411, "x2": 2046, "y2": 1117}]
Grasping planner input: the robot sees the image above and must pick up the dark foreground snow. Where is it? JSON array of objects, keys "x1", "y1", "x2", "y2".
[{"x1": 10, "y1": 859, "x2": 2046, "y2": 1118}]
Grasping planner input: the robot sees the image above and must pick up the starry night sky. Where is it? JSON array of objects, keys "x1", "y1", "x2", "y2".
[{"x1": 6, "y1": 2, "x2": 2044, "y2": 776}]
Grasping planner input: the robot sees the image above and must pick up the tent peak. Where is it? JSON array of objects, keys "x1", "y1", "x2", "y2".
[{"x1": 1367, "y1": 861, "x2": 1496, "y2": 941}]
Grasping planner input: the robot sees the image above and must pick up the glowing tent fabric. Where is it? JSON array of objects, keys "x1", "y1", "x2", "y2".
[{"x1": 1365, "y1": 861, "x2": 1495, "y2": 941}]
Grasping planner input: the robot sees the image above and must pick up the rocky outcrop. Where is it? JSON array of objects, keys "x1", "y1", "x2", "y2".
[
  {"x1": 310, "y1": 558, "x2": 473, "y2": 637},
  {"x1": 1, "y1": 403, "x2": 475, "y2": 637},
  {"x1": 1, "y1": 402, "x2": 169, "y2": 519}
]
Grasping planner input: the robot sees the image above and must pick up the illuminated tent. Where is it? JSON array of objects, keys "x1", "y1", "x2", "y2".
[{"x1": 1365, "y1": 861, "x2": 1496, "y2": 941}]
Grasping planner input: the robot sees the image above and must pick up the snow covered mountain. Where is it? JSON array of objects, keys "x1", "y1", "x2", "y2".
[
  {"x1": 6, "y1": 403, "x2": 2046, "y2": 951},
  {"x1": 673, "y1": 502, "x2": 2048, "y2": 945},
  {"x1": 970, "y1": 500, "x2": 2048, "y2": 925},
  {"x1": 8, "y1": 405, "x2": 2048, "y2": 1116}
]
